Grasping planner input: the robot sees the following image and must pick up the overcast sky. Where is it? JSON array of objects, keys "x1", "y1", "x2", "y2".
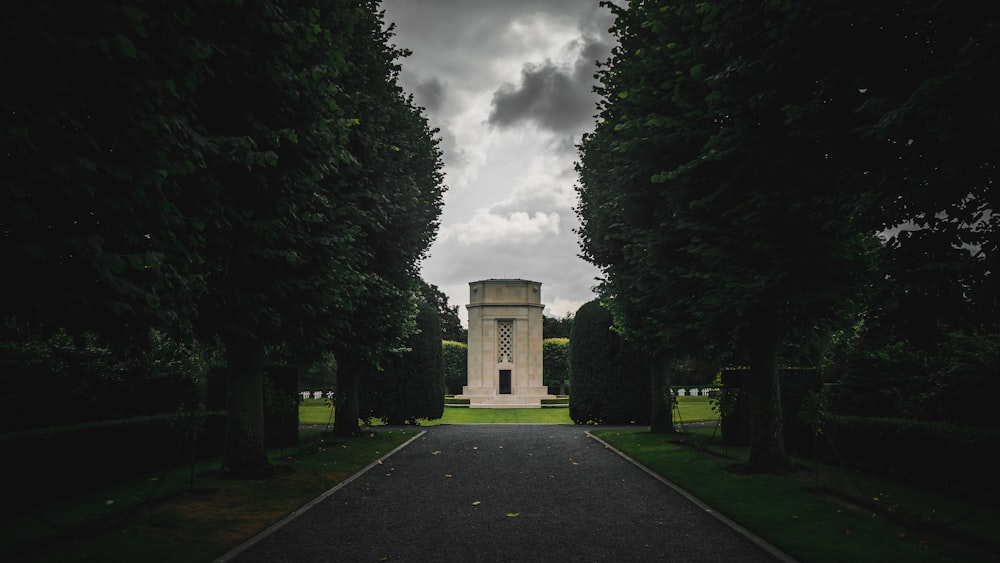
[{"x1": 381, "y1": 0, "x2": 619, "y2": 326}]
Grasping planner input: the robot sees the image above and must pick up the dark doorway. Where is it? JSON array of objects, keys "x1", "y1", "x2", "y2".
[{"x1": 499, "y1": 370, "x2": 512, "y2": 394}]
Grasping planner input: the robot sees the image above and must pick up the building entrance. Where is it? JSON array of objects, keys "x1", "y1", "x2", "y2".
[{"x1": 499, "y1": 370, "x2": 512, "y2": 394}]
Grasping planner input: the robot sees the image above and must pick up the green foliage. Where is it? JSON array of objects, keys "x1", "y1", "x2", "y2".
[
  {"x1": 833, "y1": 330, "x2": 1000, "y2": 428},
  {"x1": 542, "y1": 338, "x2": 569, "y2": 391},
  {"x1": 2, "y1": 1, "x2": 215, "y2": 343},
  {"x1": 575, "y1": 0, "x2": 1000, "y2": 468},
  {"x1": 441, "y1": 340, "x2": 468, "y2": 395},
  {"x1": 569, "y1": 300, "x2": 650, "y2": 424},
  {"x1": 0, "y1": 329, "x2": 203, "y2": 431},
  {"x1": 360, "y1": 300, "x2": 444, "y2": 425},
  {"x1": 298, "y1": 352, "x2": 337, "y2": 391},
  {"x1": 1, "y1": 1, "x2": 446, "y2": 461},
  {"x1": 821, "y1": 415, "x2": 1000, "y2": 501},
  {"x1": 423, "y1": 283, "x2": 467, "y2": 343},
  {"x1": 329, "y1": 4, "x2": 446, "y2": 436},
  {"x1": 542, "y1": 314, "x2": 573, "y2": 339}
]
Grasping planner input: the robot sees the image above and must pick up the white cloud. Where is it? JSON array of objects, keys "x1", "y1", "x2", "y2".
[
  {"x1": 544, "y1": 296, "x2": 587, "y2": 319},
  {"x1": 440, "y1": 209, "x2": 561, "y2": 245}
]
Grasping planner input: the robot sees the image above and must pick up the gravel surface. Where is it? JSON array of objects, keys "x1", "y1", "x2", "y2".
[{"x1": 220, "y1": 425, "x2": 789, "y2": 563}]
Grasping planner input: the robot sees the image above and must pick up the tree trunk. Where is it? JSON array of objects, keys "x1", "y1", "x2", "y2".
[
  {"x1": 222, "y1": 335, "x2": 272, "y2": 478},
  {"x1": 746, "y1": 310, "x2": 793, "y2": 473},
  {"x1": 649, "y1": 351, "x2": 675, "y2": 434},
  {"x1": 333, "y1": 352, "x2": 362, "y2": 436}
]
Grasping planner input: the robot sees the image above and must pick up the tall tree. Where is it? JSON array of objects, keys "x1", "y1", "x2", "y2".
[
  {"x1": 421, "y1": 282, "x2": 466, "y2": 343},
  {"x1": 184, "y1": 0, "x2": 375, "y2": 477},
  {"x1": 330, "y1": 3, "x2": 445, "y2": 436},
  {"x1": 1, "y1": 0, "x2": 445, "y2": 474},
  {"x1": 577, "y1": 0, "x2": 880, "y2": 471}
]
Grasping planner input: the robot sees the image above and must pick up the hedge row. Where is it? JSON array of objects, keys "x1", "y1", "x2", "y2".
[
  {"x1": 819, "y1": 415, "x2": 1000, "y2": 501},
  {"x1": 3, "y1": 411, "x2": 226, "y2": 510},
  {"x1": 569, "y1": 300, "x2": 650, "y2": 425}
]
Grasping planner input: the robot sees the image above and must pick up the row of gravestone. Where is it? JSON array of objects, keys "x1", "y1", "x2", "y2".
[
  {"x1": 299, "y1": 388, "x2": 720, "y2": 400},
  {"x1": 301, "y1": 391, "x2": 335, "y2": 400},
  {"x1": 674, "y1": 388, "x2": 720, "y2": 397}
]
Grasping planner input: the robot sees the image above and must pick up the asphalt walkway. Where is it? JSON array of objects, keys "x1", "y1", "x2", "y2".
[{"x1": 218, "y1": 425, "x2": 792, "y2": 562}]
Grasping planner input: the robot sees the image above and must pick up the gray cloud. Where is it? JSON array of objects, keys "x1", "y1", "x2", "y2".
[
  {"x1": 380, "y1": 0, "x2": 614, "y2": 321},
  {"x1": 487, "y1": 35, "x2": 610, "y2": 134},
  {"x1": 412, "y1": 76, "x2": 446, "y2": 113}
]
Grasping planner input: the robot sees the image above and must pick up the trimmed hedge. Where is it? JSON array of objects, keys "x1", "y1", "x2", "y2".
[
  {"x1": 360, "y1": 300, "x2": 445, "y2": 424},
  {"x1": 569, "y1": 300, "x2": 650, "y2": 425},
  {"x1": 819, "y1": 415, "x2": 1000, "y2": 501},
  {"x1": 2, "y1": 411, "x2": 226, "y2": 509}
]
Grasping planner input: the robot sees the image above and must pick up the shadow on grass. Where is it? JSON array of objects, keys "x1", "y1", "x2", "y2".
[
  {"x1": 1, "y1": 429, "x2": 416, "y2": 563},
  {"x1": 593, "y1": 427, "x2": 1000, "y2": 563}
]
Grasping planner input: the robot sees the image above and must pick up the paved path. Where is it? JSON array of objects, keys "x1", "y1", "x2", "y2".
[{"x1": 220, "y1": 425, "x2": 789, "y2": 563}]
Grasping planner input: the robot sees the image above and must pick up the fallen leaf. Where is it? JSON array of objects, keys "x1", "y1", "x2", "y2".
[
  {"x1": 472, "y1": 501, "x2": 481, "y2": 506},
  {"x1": 506, "y1": 512, "x2": 520, "y2": 517},
  {"x1": 431, "y1": 450, "x2": 441, "y2": 455},
  {"x1": 444, "y1": 474, "x2": 453, "y2": 478}
]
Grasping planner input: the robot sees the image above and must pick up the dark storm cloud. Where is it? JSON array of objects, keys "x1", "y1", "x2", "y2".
[
  {"x1": 413, "y1": 76, "x2": 446, "y2": 114},
  {"x1": 487, "y1": 35, "x2": 611, "y2": 134}
]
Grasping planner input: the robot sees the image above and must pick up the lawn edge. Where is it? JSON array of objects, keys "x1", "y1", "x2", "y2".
[
  {"x1": 586, "y1": 430, "x2": 798, "y2": 563},
  {"x1": 212, "y1": 430, "x2": 427, "y2": 563}
]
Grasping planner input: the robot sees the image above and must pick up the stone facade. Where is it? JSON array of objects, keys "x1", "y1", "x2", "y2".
[{"x1": 457, "y1": 279, "x2": 553, "y2": 407}]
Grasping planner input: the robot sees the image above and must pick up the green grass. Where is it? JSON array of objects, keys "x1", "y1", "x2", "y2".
[
  {"x1": 672, "y1": 395, "x2": 719, "y2": 423},
  {"x1": 298, "y1": 395, "x2": 720, "y2": 426},
  {"x1": 1, "y1": 429, "x2": 416, "y2": 563},
  {"x1": 591, "y1": 427, "x2": 999, "y2": 563}
]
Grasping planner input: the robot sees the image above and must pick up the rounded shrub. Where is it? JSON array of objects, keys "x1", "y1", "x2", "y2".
[
  {"x1": 569, "y1": 300, "x2": 649, "y2": 424},
  {"x1": 360, "y1": 300, "x2": 444, "y2": 424}
]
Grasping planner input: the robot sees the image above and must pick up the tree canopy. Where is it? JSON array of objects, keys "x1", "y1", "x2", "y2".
[
  {"x1": 576, "y1": 0, "x2": 998, "y2": 471},
  {"x1": 2, "y1": 0, "x2": 445, "y2": 473}
]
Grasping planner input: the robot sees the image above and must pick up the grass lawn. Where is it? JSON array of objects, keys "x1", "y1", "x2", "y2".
[
  {"x1": 298, "y1": 395, "x2": 720, "y2": 426},
  {"x1": 591, "y1": 427, "x2": 999, "y2": 563},
  {"x1": 1, "y1": 429, "x2": 416, "y2": 563}
]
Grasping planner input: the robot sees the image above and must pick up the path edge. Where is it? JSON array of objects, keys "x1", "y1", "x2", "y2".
[
  {"x1": 213, "y1": 429, "x2": 427, "y2": 562},
  {"x1": 586, "y1": 431, "x2": 798, "y2": 563}
]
